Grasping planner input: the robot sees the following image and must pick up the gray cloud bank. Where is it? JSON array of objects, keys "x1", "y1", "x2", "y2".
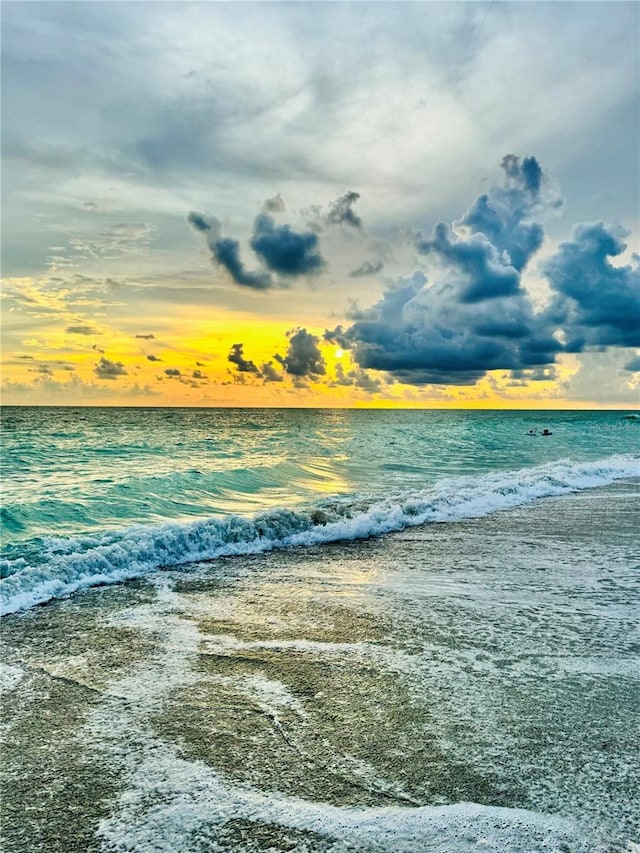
[{"x1": 327, "y1": 155, "x2": 640, "y2": 385}]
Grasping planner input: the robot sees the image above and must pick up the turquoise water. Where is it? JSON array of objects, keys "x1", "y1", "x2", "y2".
[{"x1": 1, "y1": 407, "x2": 638, "y2": 614}]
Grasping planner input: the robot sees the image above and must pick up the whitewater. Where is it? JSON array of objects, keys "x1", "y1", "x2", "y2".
[{"x1": 1, "y1": 453, "x2": 639, "y2": 616}]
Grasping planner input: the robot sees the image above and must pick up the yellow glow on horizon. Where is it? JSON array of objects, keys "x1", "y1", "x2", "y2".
[{"x1": 2, "y1": 285, "x2": 636, "y2": 409}]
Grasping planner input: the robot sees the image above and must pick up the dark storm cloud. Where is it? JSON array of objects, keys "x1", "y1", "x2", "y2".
[
  {"x1": 330, "y1": 154, "x2": 638, "y2": 387},
  {"x1": 624, "y1": 355, "x2": 640, "y2": 372},
  {"x1": 66, "y1": 325, "x2": 99, "y2": 335},
  {"x1": 455, "y1": 154, "x2": 556, "y2": 272},
  {"x1": 164, "y1": 368, "x2": 181, "y2": 377},
  {"x1": 146, "y1": 354, "x2": 162, "y2": 362},
  {"x1": 228, "y1": 343, "x2": 259, "y2": 374},
  {"x1": 418, "y1": 222, "x2": 522, "y2": 303},
  {"x1": 415, "y1": 157, "x2": 557, "y2": 302},
  {"x1": 189, "y1": 206, "x2": 324, "y2": 286},
  {"x1": 543, "y1": 222, "x2": 640, "y2": 349},
  {"x1": 95, "y1": 357, "x2": 127, "y2": 380},
  {"x1": 250, "y1": 213, "x2": 325, "y2": 277},
  {"x1": 274, "y1": 328, "x2": 326, "y2": 377},
  {"x1": 350, "y1": 260, "x2": 384, "y2": 277},
  {"x1": 188, "y1": 211, "x2": 273, "y2": 290},
  {"x1": 215, "y1": 237, "x2": 273, "y2": 289},
  {"x1": 333, "y1": 263, "x2": 561, "y2": 386},
  {"x1": 326, "y1": 191, "x2": 362, "y2": 228}
]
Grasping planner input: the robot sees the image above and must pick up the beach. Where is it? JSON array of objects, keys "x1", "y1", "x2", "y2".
[
  {"x1": 4, "y1": 1, "x2": 640, "y2": 848},
  {"x1": 2, "y1": 472, "x2": 638, "y2": 852}
]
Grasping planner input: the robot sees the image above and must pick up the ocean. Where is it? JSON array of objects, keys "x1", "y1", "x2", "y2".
[{"x1": 1, "y1": 407, "x2": 639, "y2": 852}]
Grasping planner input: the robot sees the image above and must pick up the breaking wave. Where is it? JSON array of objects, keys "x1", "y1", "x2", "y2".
[{"x1": 1, "y1": 455, "x2": 638, "y2": 616}]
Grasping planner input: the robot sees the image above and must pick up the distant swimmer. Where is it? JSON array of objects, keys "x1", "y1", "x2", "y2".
[
  {"x1": 540, "y1": 428, "x2": 553, "y2": 436},
  {"x1": 525, "y1": 429, "x2": 537, "y2": 436}
]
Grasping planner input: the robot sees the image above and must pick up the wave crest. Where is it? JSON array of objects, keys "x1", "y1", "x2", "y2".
[{"x1": 2, "y1": 455, "x2": 638, "y2": 616}]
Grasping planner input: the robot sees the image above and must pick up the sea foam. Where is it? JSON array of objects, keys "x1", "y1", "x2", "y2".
[{"x1": 1, "y1": 454, "x2": 638, "y2": 616}]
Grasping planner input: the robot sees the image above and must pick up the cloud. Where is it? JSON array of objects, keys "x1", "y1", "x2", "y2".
[
  {"x1": 543, "y1": 222, "x2": 640, "y2": 350},
  {"x1": 228, "y1": 342, "x2": 259, "y2": 373},
  {"x1": 2, "y1": 375, "x2": 160, "y2": 401},
  {"x1": 95, "y1": 356, "x2": 128, "y2": 380},
  {"x1": 262, "y1": 194, "x2": 285, "y2": 213},
  {"x1": 326, "y1": 191, "x2": 362, "y2": 228},
  {"x1": 334, "y1": 260, "x2": 562, "y2": 385},
  {"x1": 107, "y1": 223, "x2": 154, "y2": 243},
  {"x1": 303, "y1": 191, "x2": 363, "y2": 232},
  {"x1": 190, "y1": 204, "x2": 326, "y2": 285},
  {"x1": 188, "y1": 211, "x2": 273, "y2": 289},
  {"x1": 418, "y1": 221, "x2": 522, "y2": 303},
  {"x1": 192, "y1": 369, "x2": 207, "y2": 379},
  {"x1": 412, "y1": 155, "x2": 559, "y2": 304},
  {"x1": 274, "y1": 328, "x2": 326, "y2": 377},
  {"x1": 164, "y1": 367, "x2": 181, "y2": 377},
  {"x1": 560, "y1": 350, "x2": 640, "y2": 403},
  {"x1": 135, "y1": 333, "x2": 155, "y2": 340},
  {"x1": 328, "y1": 154, "x2": 639, "y2": 387},
  {"x1": 66, "y1": 325, "x2": 99, "y2": 335},
  {"x1": 350, "y1": 260, "x2": 384, "y2": 277},
  {"x1": 508, "y1": 366, "x2": 558, "y2": 383},
  {"x1": 215, "y1": 236, "x2": 273, "y2": 289},
  {"x1": 188, "y1": 161, "x2": 557, "y2": 310},
  {"x1": 259, "y1": 360, "x2": 283, "y2": 383},
  {"x1": 624, "y1": 355, "x2": 640, "y2": 372},
  {"x1": 187, "y1": 212, "x2": 213, "y2": 234},
  {"x1": 18, "y1": 357, "x2": 76, "y2": 373},
  {"x1": 456, "y1": 154, "x2": 560, "y2": 272},
  {"x1": 146, "y1": 354, "x2": 162, "y2": 362},
  {"x1": 250, "y1": 213, "x2": 325, "y2": 277},
  {"x1": 332, "y1": 363, "x2": 382, "y2": 392}
]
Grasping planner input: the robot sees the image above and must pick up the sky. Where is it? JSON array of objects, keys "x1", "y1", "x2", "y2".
[{"x1": 2, "y1": 1, "x2": 639, "y2": 408}]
